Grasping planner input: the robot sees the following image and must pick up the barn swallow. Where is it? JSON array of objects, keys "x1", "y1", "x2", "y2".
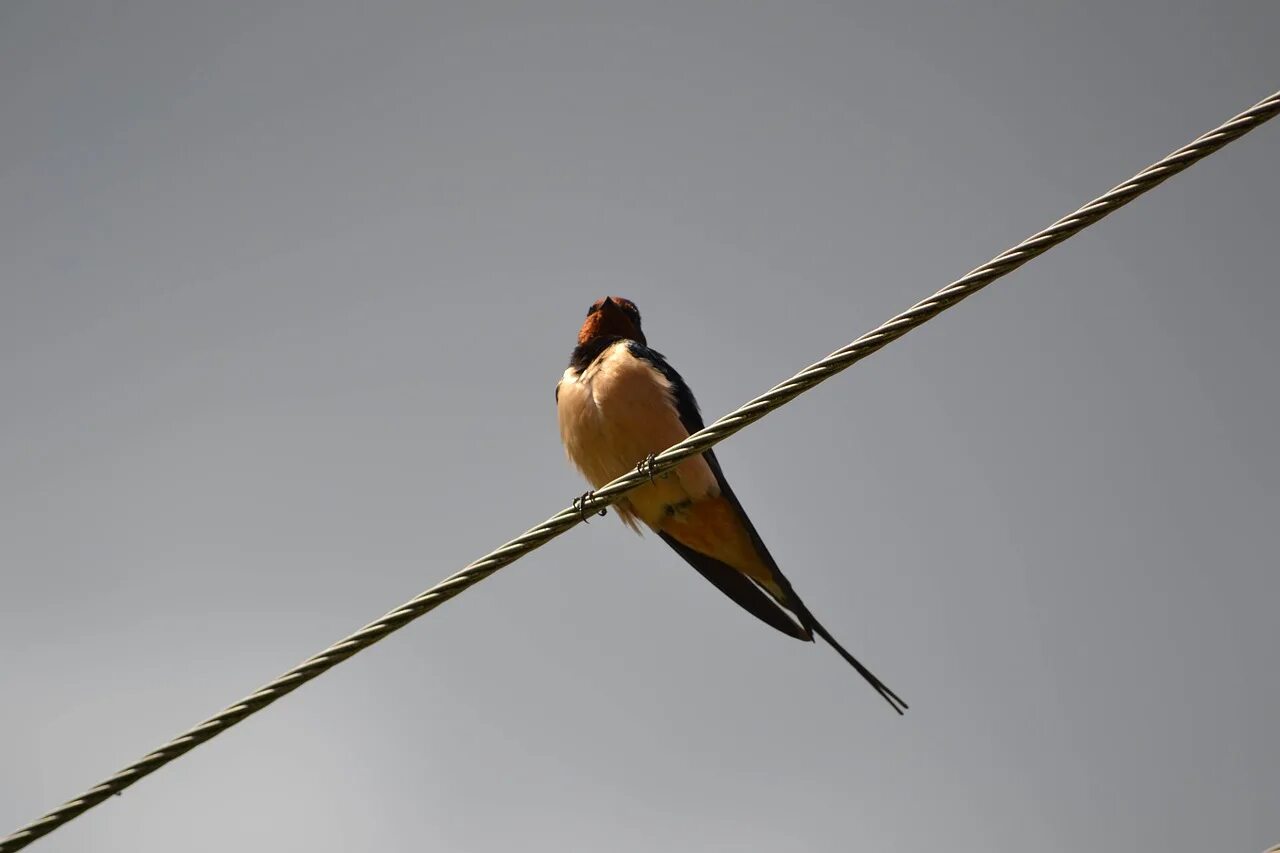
[{"x1": 555, "y1": 297, "x2": 907, "y2": 713}]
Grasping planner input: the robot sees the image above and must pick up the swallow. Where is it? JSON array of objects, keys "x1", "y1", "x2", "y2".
[{"x1": 555, "y1": 296, "x2": 907, "y2": 713}]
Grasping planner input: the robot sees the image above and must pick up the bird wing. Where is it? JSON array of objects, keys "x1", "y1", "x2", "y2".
[
  {"x1": 628, "y1": 343, "x2": 809, "y2": 639},
  {"x1": 625, "y1": 345, "x2": 907, "y2": 712}
]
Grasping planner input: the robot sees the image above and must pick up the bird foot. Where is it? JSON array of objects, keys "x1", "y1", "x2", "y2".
[
  {"x1": 573, "y1": 491, "x2": 607, "y2": 522},
  {"x1": 636, "y1": 453, "x2": 664, "y2": 483}
]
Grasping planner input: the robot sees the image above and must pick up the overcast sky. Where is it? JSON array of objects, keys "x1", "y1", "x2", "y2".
[{"x1": 2, "y1": 2, "x2": 1277, "y2": 852}]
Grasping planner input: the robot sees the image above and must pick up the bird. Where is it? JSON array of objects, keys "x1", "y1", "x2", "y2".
[{"x1": 555, "y1": 296, "x2": 907, "y2": 714}]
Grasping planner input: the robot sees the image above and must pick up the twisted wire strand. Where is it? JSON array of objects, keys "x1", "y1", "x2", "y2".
[{"x1": 4, "y1": 88, "x2": 1277, "y2": 853}]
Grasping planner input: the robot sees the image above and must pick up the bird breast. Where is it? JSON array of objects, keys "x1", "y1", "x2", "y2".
[{"x1": 557, "y1": 341, "x2": 719, "y2": 529}]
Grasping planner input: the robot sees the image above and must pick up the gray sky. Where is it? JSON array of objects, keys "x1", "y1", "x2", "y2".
[{"x1": 2, "y1": 2, "x2": 1277, "y2": 852}]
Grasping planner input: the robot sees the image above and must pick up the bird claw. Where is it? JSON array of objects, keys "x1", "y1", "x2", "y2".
[
  {"x1": 573, "y1": 491, "x2": 606, "y2": 522},
  {"x1": 636, "y1": 453, "x2": 662, "y2": 483}
]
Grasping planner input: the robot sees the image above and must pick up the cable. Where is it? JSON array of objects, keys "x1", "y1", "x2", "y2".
[{"x1": 3, "y1": 87, "x2": 1277, "y2": 852}]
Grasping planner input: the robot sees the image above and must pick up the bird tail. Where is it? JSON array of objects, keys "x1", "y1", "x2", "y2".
[{"x1": 793, "y1": 602, "x2": 908, "y2": 715}]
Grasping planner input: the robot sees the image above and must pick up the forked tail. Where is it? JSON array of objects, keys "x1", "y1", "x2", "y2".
[{"x1": 799, "y1": 606, "x2": 908, "y2": 715}]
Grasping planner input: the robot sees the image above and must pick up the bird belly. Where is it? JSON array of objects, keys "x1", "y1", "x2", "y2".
[{"x1": 557, "y1": 344, "x2": 718, "y2": 529}]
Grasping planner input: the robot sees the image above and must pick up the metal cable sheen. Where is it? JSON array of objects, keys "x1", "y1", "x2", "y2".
[{"x1": 4, "y1": 88, "x2": 1277, "y2": 852}]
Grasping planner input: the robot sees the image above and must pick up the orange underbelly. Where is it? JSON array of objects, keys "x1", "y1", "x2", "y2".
[
  {"x1": 558, "y1": 343, "x2": 719, "y2": 528},
  {"x1": 658, "y1": 497, "x2": 781, "y2": 598}
]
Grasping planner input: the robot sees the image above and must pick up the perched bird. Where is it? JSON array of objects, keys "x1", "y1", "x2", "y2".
[{"x1": 555, "y1": 296, "x2": 907, "y2": 713}]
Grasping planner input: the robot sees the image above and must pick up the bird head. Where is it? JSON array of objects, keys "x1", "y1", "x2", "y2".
[{"x1": 577, "y1": 296, "x2": 646, "y2": 347}]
